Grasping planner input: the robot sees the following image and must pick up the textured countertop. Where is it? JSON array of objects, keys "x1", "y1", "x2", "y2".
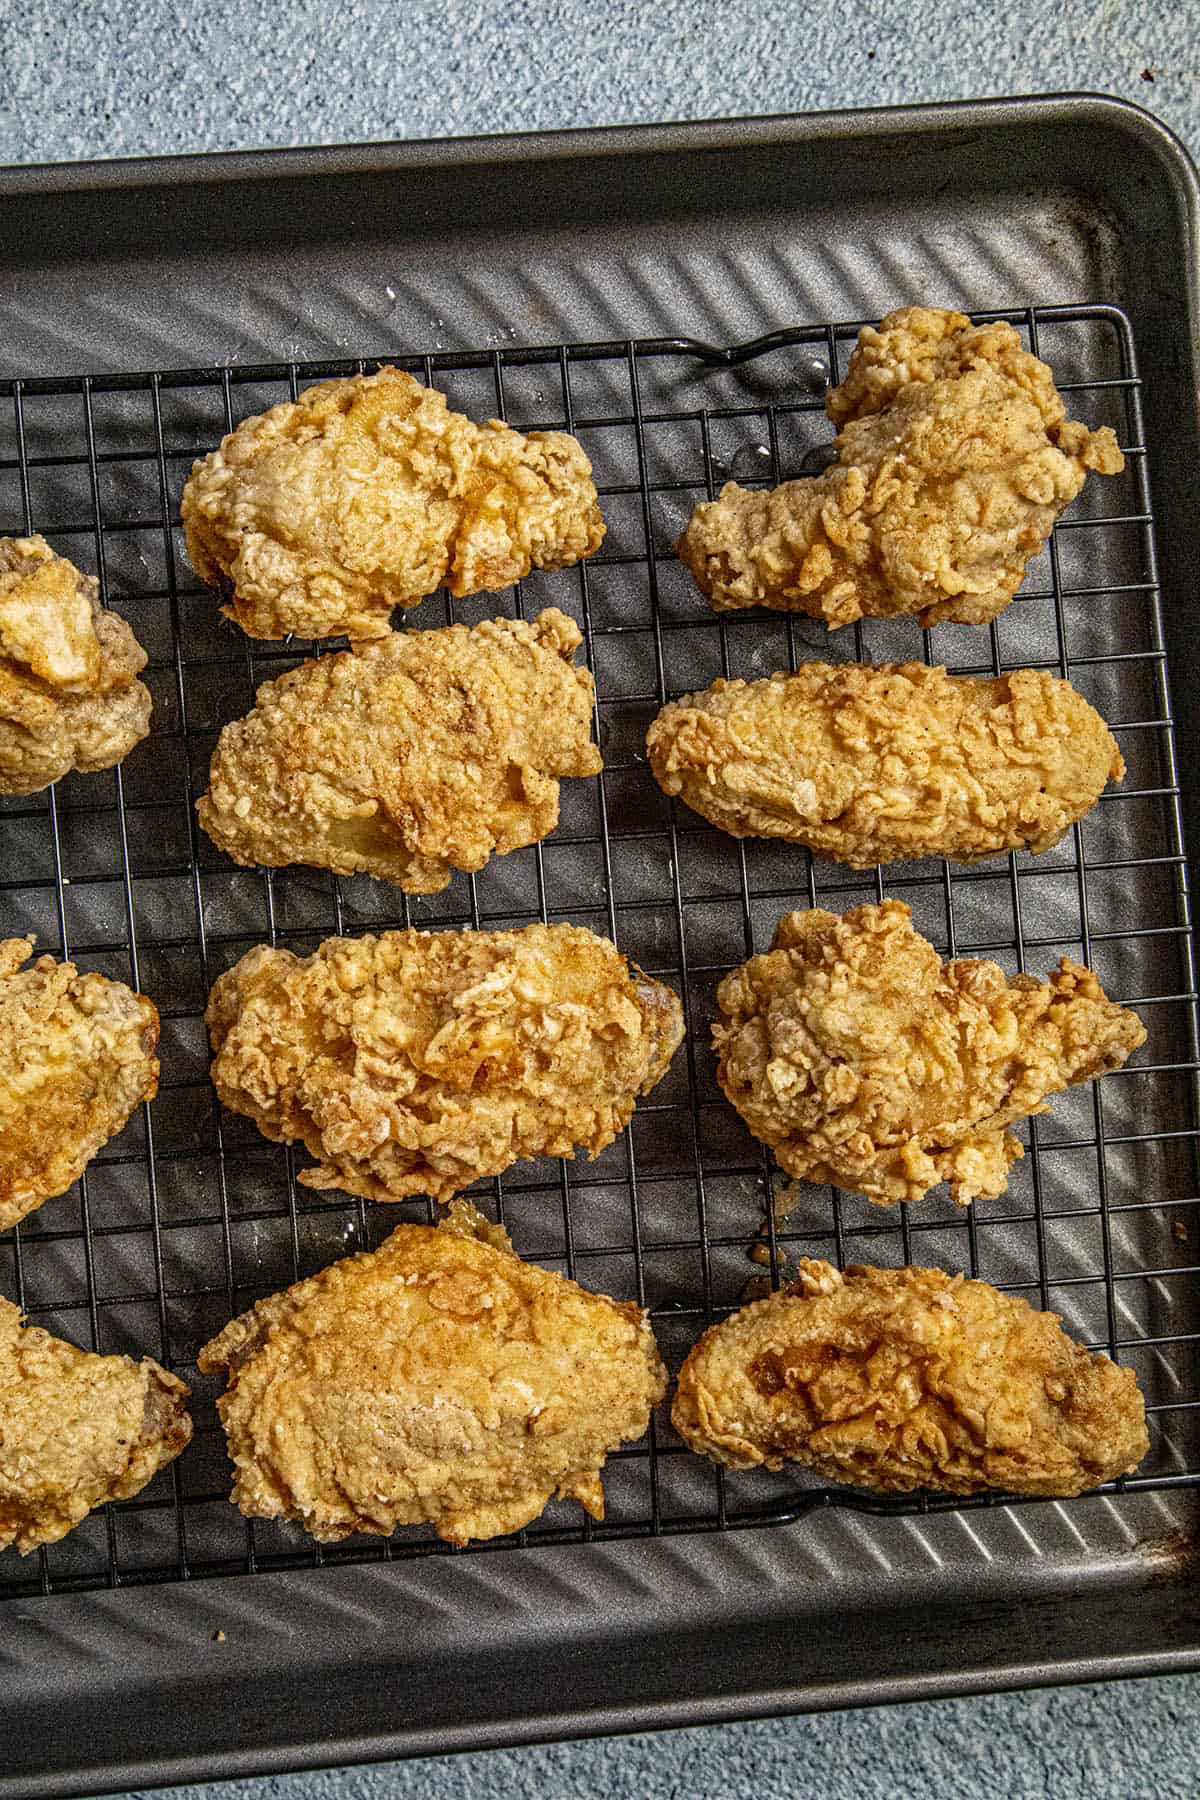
[
  {"x1": 1, "y1": 0, "x2": 1197, "y2": 162},
  {"x1": 2, "y1": 2, "x2": 1198, "y2": 1797}
]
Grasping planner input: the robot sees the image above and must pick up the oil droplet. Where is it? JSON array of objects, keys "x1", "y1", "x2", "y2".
[
  {"x1": 731, "y1": 443, "x2": 773, "y2": 481},
  {"x1": 773, "y1": 1175, "x2": 804, "y2": 1223},
  {"x1": 801, "y1": 443, "x2": 837, "y2": 476}
]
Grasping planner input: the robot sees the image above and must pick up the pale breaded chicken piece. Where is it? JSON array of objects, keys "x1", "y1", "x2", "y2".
[
  {"x1": 647, "y1": 662, "x2": 1123, "y2": 867},
  {"x1": 672, "y1": 1259, "x2": 1147, "y2": 1497},
  {"x1": 677, "y1": 307, "x2": 1123, "y2": 628},
  {"x1": 0, "y1": 1296, "x2": 191, "y2": 1553},
  {"x1": 207, "y1": 924, "x2": 684, "y2": 1203},
  {"x1": 181, "y1": 367, "x2": 606, "y2": 641},
  {"x1": 197, "y1": 608, "x2": 601, "y2": 894},
  {"x1": 0, "y1": 938, "x2": 160, "y2": 1232},
  {"x1": 0, "y1": 535, "x2": 151, "y2": 796},
  {"x1": 714, "y1": 900, "x2": 1144, "y2": 1207},
  {"x1": 199, "y1": 1201, "x2": 666, "y2": 1545}
]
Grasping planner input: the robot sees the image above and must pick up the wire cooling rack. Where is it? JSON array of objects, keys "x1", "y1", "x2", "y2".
[{"x1": 1, "y1": 304, "x2": 1198, "y2": 1599}]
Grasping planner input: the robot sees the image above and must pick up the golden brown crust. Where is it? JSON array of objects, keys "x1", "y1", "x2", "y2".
[
  {"x1": 181, "y1": 367, "x2": 606, "y2": 640},
  {"x1": 206, "y1": 924, "x2": 684, "y2": 1202},
  {"x1": 197, "y1": 608, "x2": 602, "y2": 893},
  {"x1": 646, "y1": 662, "x2": 1123, "y2": 866},
  {"x1": 0, "y1": 535, "x2": 151, "y2": 796},
  {"x1": 713, "y1": 900, "x2": 1145, "y2": 1207},
  {"x1": 0, "y1": 938, "x2": 160, "y2": 1232},
  {"x1": 672, "y1": 1259, "x2": 1148, "y2": 1497},
  {"x1": 677, "y1": 307, "x2": 1124, "y2": 629},
  {"x1": 0, "y1": 1297, "x2": 191, "y2": 1553},
  {"x1": 199, "y1": 1205, "x2": 666, "y2": 1545}
]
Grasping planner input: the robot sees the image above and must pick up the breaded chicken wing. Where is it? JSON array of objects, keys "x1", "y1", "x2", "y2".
[
  {"x1": 677, "y1": 307, "x2": 1123, "y2": 628},
  {"x1": 197, "y1": 608, "x2": 601, "y2": 893},
  {"x1": 672, "y1": 1259, "x2": 1147, "y2": 1497},
  {"x1": 714, "y1": 901, "x2": 1144, "y2": 1207},
  {"x1": 647, "y1": 662, "x2": 1122, "y2": 866},
  {"x1": 0, "y1": 938, "x2": 160, "y2": 1232},
  {"x1": 199, "y1": 1202, "x2": 666, "y2": 1545},
  {"x1": 0, "y1": 1297, "x2": 191, "y2": 1553},
  {"x1": 181, "y1": 367, "x2": 605, "y2": 641},
  {"x1": 207, "y1": 924, "x2": 684, "y2": 1203},
  {"x1": 0, "y1": 535, "x2": 151, "y2": 796}
]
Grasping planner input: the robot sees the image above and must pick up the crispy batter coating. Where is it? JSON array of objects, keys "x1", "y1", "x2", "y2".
[
  {"x1": 0, "y1": 535, "x2": 151, "y2": 796},
  {"x1": 181, "y1": 367, "x2": 606, "y2": 641},
  {"x1": 197, "y1": 608, "x2": 602, "y2": 893},
  {"x1": 646, "y1": 662, "x2": 1123, "y2": 866},
  {"x1": 0, "y1": 938, "x2": 160, "y2": 1232},
  {"x1": 714, "y1": 900, "x2": 1144, "y2": 1207},
  {"x1": 199, "y1": 1202, "x2": 666, "y2": 1545},
  {"x1": 672, "y1": 1259, "x2": 1148, "y2": 1497},
  {"x1": 0, "y1": 1297, "x2": 191, "y2": 1553},
  {"x1": 207, "y1": 924, "x2": 684, "y2": 1203},
  {"x1": 677, "y1": 307, "x2": 1123, "y2": 628}
]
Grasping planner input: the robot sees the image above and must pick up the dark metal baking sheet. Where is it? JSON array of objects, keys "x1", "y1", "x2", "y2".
[{"x1": 0, "y1": 94, "x2": 1199, "y2": 1796}]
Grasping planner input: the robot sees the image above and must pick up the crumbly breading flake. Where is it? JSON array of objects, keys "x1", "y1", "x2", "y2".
[
  {"x1": 181, "y1": 367, "x2": 606, "y2": 640},
  {"x1": 206, "y1": 924, "x2": 684, "y2": 1203},
  {"x1": 647, "y1": 662, "x2": 1123, "y2": 866},
  {"x1": 672, "y1": 1259, "x2": 1148, "y2": 1497},
  {"x1": 677, "y1": 307, "x2": 1123, "y2": 629},
  {"x1": 199, "y1": 1203, "x2": 666, "y2": 1545},
  {"x1": 713, "y1": 900, "x2": 1144, "y2": 1207},
  {"x1": 0, "y1": 937, "x2": 160, "y2": 1232},
  {"x1": 0, "y1": 1297, "x2": 191, "y2": 1553},
  {"x1": 197, "y1": 608, "x2": 602, "y2": 892},
  {"x1": 0, "y1": 535, "x2": 151, "y2": 796}
]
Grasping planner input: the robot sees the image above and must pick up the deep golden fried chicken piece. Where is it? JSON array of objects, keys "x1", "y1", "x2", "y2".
[
  {"x1": 181, "y1": 367, "x2": 606, "y2": 641},
  {"x1": 672, "y1": 1259, "x2": 1147, "y2": 1497},
  {"x1": 0, "y1": 938, "x2": 160, "y2": 1232},
  {"x1": 0, "y1": 1297, "x2": 191, "y2": 1553},
  {"x1": 197, "y1": 608, "x2": 601, "y2": 893},
  {"x1": 677, "y1": 307, "x2": 1123, "y2": 628},
  {"x1": 0, "y1": 535, "x2": 151, "y2": 795},
  {"x1": 199, "y1": 1202, "x2": 666, "y2": 1545},
  {"x1": 714, "y1": 901, "x2": 1144, "y2": 1207},
  {"x1": 207, "y1": 924, "x2": 684, "y2": 1203},
  {"x1": 647, "y1": 662, "x2": 1123, "y2": 866}
]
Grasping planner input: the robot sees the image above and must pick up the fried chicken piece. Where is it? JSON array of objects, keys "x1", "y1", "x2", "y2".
[
  {"x1": 197, "y1": 608, "x2": 602, "y2": 893},
  {"x1": 714, "y1": 900, "x2": 1144, "y2": 1207},
  {"x1": 0, "y1": 1297, "x2": 191, "y2": 1553},
  {"x1": 677, "y1": 307, "x2": 1123, "y2": 628},
  {"x1": 647, "y1": 662, "x2": 1123, "y2": 866},
  {"x1": 0, "y1": 938, "x2": 160, "y2": 1232},
  {"x1": 0, "y1": 535, "x2": 152, "y2": 796},
  {"x1": 672, "y1": 1259, "x2": 1147, "y2": 1497},
  {"x1": 207, "y1": 924, "x2": 684, "y2": 1203},
  {"x1": 181, "y1": 367, "x2": 606, "y2": 641},
  {"x1": 199, "y1": 1201, "x2": 666, "y2": 1545}
]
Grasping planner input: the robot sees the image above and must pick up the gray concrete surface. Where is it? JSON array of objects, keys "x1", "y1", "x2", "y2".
[
  {"x1": 0, "y1": 0, "x2": 1197, "y2": 163},
  {"x1": 2, "y1": 1, "x2": 1197, "y2": 1795}
]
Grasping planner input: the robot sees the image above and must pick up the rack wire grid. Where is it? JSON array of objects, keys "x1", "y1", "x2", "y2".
[{"x1": 1, "y1": 302, "x2": 1198, "y2": 1600}]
